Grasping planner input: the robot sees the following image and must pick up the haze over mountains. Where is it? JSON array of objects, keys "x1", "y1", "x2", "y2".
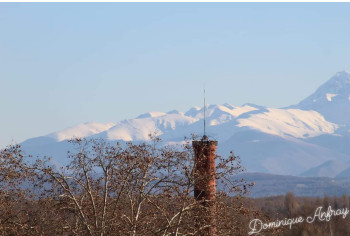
[{"x1": 20, "y1": 71, "x2": 350, "y2": 178}]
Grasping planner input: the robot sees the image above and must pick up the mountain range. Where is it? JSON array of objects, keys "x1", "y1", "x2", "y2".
[{"x1": 20, "y1": 71, "x2": 350, "y2": 178}]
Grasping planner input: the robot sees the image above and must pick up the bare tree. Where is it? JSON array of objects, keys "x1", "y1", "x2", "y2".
[
  {"x1": 0, "y1": 144, "x2": 38, "y2": 235},
  {"x1": 1, "y1": 136, "x2": 255, "y2": 236}
]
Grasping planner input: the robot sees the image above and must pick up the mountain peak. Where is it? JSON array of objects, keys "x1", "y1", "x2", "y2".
[
  {"x1": 299, "y1": 71, "x2": 350, "y2": 104},
  {"x1": 335, "y1": 70, "x2": 350, "y2": 77},
  {"x1": 325, "y1": 70, "x2": 350, "y2": 89},
  {"x1": 296, "y1": 70, "x2": 350, "y2": 124},
  {"x1": 136, "y1": 111, "x2": 166, "y2": 119},
  {"x1": 167, "y1": 109, "x2": 182, "y2": 115}
]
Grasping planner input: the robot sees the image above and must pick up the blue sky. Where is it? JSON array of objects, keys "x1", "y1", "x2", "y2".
[{"x1": 1, "y1": 3, "x2": 350, "y2": 147}]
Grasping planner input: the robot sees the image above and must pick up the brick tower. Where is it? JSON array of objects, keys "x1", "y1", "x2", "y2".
[{"x1": 192, "y1": 135, "x2": 218, "y2": 235}]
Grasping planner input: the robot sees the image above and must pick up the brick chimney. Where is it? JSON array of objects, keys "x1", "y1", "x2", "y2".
[{"x1": 192, "y1": 135, "x2": 218, "y2": 235}]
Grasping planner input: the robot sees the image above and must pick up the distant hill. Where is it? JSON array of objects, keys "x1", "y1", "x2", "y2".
[{"x1": 235, "y1": 172, "x2": 350, "y2": 198}]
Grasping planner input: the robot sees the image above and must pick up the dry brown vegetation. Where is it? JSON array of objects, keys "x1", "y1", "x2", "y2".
[
  {"x1": 3, "y1": 137, "x2": 345, "y2": 235},
  {"x1": 0, "y1": 137, "x2": 262, "y2": 236}
]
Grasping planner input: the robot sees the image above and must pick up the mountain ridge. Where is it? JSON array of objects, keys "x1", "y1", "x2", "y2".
[{"x1": 19, "y1": 71, "x2": 350, "y2": 178}]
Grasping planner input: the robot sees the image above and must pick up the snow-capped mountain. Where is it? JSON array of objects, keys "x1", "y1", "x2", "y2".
[
  {"x1": 47, "y1": 122, "x2": 116, "y2": 142},
  {"x1": 293, "y1": 70, "x2": 350, "y2": 125},
  {"x1": 19, "y1": 71, "x2": 350, "y2": 177}
]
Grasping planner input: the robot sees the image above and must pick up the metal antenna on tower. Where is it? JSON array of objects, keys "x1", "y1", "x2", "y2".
[{"x1": 203, "y1": 88, "x2": 207, "y2": 140}]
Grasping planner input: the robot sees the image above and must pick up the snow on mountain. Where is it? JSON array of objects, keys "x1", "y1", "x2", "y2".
[
  {"x1": 93, "y1": 112, "x2": 198, "y2": 141},
  {"x1": 87, "y1": 104, "x2": 262, "y2": 143},
  {"x1": 326, "y1": 93, "x2": 338, "y2": 102},
  {"x1": 188, "y1": 104, "x2": 258, "y2": 120},
  {"x1": 18, "y1": 70, "x2": 350, "y2": 177},
  {"x1": 136, "y1": 111, "x2": 166, "y2": 119},
  {"x1": 21, "y1": 103, "x2": 343, "y2": 176},
  {"x1": 237, "y1": 108, "x2": 337, "y2": 139},
  {"x1": 219, "y1": 130, "x2": 350, "y2": 176},
  {"x1": 46, "y1": 122, "x2": 115, "y2": 142},
  {"x1": 208, "y1": 104, "x2": 258, "y2": 126}
]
